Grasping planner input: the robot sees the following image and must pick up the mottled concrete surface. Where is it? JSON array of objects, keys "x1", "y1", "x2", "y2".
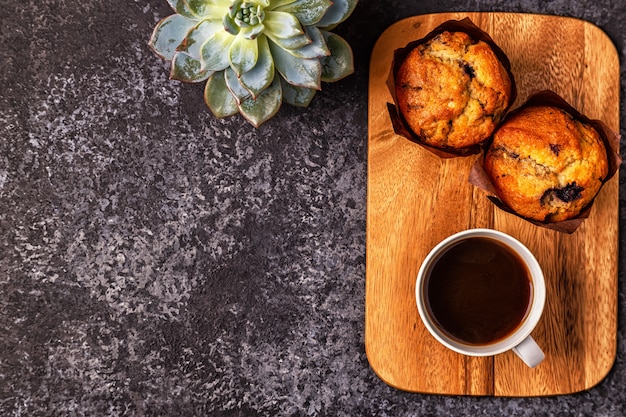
[{"x1": 1, "y1": 0, "x2": 625, "y2": 416}]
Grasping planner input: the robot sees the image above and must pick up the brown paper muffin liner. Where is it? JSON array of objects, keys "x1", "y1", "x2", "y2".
[
  {"x1": 469, "y1": 90, "x2": 622, "y2": 233},
  {"x1": 386, "y1": 17, "x2": 517, "y2": 158}
]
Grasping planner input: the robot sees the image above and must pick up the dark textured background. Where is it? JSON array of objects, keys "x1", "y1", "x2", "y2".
[{"x1": 1, "y1": 1, "x2": 624, "y2": 416}]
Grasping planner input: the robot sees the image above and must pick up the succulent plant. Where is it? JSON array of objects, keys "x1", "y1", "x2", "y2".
[{"x1": 149, "y1": 0, "x2": 358, "y2": 127}]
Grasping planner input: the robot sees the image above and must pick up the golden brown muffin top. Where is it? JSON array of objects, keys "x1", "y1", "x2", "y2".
[
  {"x1": 395, "y1": 31, "x2": 512, "y2": 150},
  {"x1": 484, "y1": 105, "x2": 609, "y2": 222}
]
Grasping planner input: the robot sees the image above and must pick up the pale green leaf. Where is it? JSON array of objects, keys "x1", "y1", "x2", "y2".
[
  {"x1": 209, "y1": 0, "x2": 234, "y2": 7},
  {"x1": 263, "y1": 11, "x2": 304, "y2": 38},
  {"x1": 265, "y1": 32, "x2": 310, "y2": 50},
  {"x1": 149, "y1": 14, "x2": 198, "y2": 60},
  {"x1": 269, "y1": 40, "x2": 321, "y2": 89},
  {"x1": 238, "y1": 77, "x2": 283, "y2": 127},
  {"x1": 280, "y1": 78, "x2": 316, "y2": 107},
  {"x1": 183, "y1": 19, "x2": 222, "y2": 58},
  {"x1": 267, "y1": 0, "x2": 297, "y2": 9},
  {"x1": 225, "y1": 67, "x2": 252, "y2": 104},
  {"x1": 274, "y1": 0, "x2": 332, "y2": 25},
  {"x1": 183, "y1": 0, "x2": 229, "y2": 18},
  {"x1": 201, "y1": 29, "x2": 235, "y2": 71},
  {"x1": 240, "y1": 23, "x2": 266, "y2": 40},
  {"x1": 316, "y1": 0, "x2": 358, "y2": 29},
  {"x1": 319, "y1": 31, "x2": 354, "y2": 82},
  {"x1": 170, "y1": 51, "x2": 212, "y2": 82},
  {"x1": 164, "y1": 0, "x2": 229, "y2": 18},
  {"x1": 239, "y1": 36, "x2": 275, "y2": 98},
  {"x1": 204, "y1": 70, "x2": 239, "y2": 117},
  {"x1": 229, "y1": 33, "x2": 259, "y2": 76},
  {"x1": 165, "y1": 0, "x2": 197, "y2": 18},
  {"x1": 289, "y1": 25, "x2": 329, "y2": 59},
  {"x1": 222, "y1": 13, "x2": 239, "y2": 36}
]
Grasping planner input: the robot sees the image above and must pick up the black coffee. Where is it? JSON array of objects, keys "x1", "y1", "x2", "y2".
[{"x1": 425, "y1": 237, "x2": 532, "y2": 345}]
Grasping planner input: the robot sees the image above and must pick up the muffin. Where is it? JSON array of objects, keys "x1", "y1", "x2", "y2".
[
  {"x1": 483, "y1": 105, "x2": 609, "y2": 222},
  {"x1": 394, "y1": 30, "x2": 512, "y2": 151}
]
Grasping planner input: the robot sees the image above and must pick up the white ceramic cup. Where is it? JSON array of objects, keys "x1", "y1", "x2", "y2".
[{"x1": 415, "y1": 228, "x2": 545, "y2": 368}]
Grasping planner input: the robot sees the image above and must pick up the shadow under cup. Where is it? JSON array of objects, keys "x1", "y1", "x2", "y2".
[{"x1": 416, "y1": 229, "x2": 546, "y2": 367}]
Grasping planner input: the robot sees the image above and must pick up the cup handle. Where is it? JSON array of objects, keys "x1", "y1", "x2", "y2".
[{"x1": 512, "y1": 335, "x2": 545, "y2": 368}]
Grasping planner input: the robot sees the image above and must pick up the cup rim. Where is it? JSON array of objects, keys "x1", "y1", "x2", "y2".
[{"x1": 415, "y1": 228, "x2": 546, "y2": 357}]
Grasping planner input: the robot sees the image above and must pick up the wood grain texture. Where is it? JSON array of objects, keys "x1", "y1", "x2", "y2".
[{"x1": 365, "y1": 12, "x2": 620, "y2": 396}]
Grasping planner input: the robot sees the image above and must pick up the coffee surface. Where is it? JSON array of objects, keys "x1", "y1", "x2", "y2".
[{"x1": 426, "y1": 237, "x2": 532, "y2": 345}]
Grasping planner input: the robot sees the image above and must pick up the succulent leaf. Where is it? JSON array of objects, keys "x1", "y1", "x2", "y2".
[
  {"x1": 238, "y1": 77, "x2": 283, "y2": 127},
  {"x1": 289, "y1": 25, "x2": 329, "y2": 59},
  {"x1": 273, "y1": 0, "x2": 332, "y2": 25},
  {"x1": 240, "y1": 22, "x2": 265, "y2": 40},
  {"x1": 239, "y1": 35, "x2": 275, "y2": 98},
  {"x1": 229, "y1": 32, "x2": 259, "y2": 76},
  {"x1": 280, "y1": 78, "x2": 316, "y2": 107},
  {"x1": 182, "y1": 0, "x2": 219, "y2": 17},
  {"x1": 149, "y1": 14, "x2": 198, "y2": 60},
  {"x1": 225, "y1": 67, "x2": 253, "y2": 104},
  {"x1": 269, "y1": 40, "x2": 321, "y2": 89},
  {"x1": 165, "y1": 0, "x2": 198, "y2": 18},
  {"x1": 267, "y1": 0, "x2": 297, "y2": 8},
  {"x1": 319, "y1": 31, "x2": 354, "y2": 82},
  {"x1": 265, "y1": 32, "x2": 310, "y2": 51},
  {"x1": 222, "y1": 11, "x2": 239, "y2": 35},
  {"x1": 263, "y1": 11, "x2": 304, "y2": 38},
  {"x1": 200, "y1": 29, "x2": 235, "y2": 71},
  {"x1": 204, "y1": 71, "x2": 240, "y2": 117},
  {"x1": 315, "y1": 0, "x2": 358, "y2": 29},
  {"x1": 171, "y1": 51, "x2": 212, "y2": 82},
  {"x1": 183, "y1": 19, "x2": 222, "y2": 58}
]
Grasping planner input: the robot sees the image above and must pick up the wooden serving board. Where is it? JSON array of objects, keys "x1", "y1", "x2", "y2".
[{"x1": 365, "y1": 12, "x2": 620, "y2": 396}]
